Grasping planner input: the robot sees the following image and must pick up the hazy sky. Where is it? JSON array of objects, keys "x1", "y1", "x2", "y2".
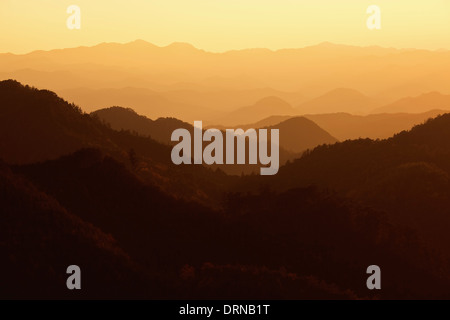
[{"x1": 1, "y1": 0, "x2": 450, "y2": 53}]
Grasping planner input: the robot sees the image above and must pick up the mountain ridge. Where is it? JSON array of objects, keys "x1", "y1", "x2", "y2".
[{"x1": 372, "y1": 92, "x2": 450, "y2": 114}]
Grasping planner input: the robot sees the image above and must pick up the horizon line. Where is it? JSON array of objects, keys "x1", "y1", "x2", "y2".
[{"x1": 1, "y1": 39, "x2": 447, "y2": 56}]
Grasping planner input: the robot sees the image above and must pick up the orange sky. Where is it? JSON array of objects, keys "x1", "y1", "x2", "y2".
[{"x1": 1, "y1": 0, "x2": 450, "y2": 53}]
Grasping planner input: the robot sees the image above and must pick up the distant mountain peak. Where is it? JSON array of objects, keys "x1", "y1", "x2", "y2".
[
  {"x1": 373, "y1": 91, "x2": 450, "y2": 114},
  {"x1": 214, "y1": 96, "x2": 296, "y2": 126},
  {"x1": 129, "y1": 39, "x2": 149, "y2": 44},
  {"x1": 164, "y1": 42, "x2": 198, "y2": 50},
  {"x1": 262, "y1": 116, "x2": 338, "y2": 153},
  {"x1": 316, "y1": 41, "x2": 336, "y2": 47},
  {"x1": 98, "y1": 106, "x2": 139, "y2": 115},
  {"x1": 125, "y1": 39, "x2": 158, "y2": 48},
  {"x1": 254, "y1": 96, "x2": 292, "y2": 109},
  {"x1": 298, "y1": 88, "x2": 373, "y2": 115},
  {"x1": 307, "y1": 42, "x2": 357, "y2": 50}
]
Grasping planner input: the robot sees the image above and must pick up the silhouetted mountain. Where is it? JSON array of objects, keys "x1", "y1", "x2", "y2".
[
  {"x1": 298, "y1": 88, "x2": 377, "y2": 115},
  {"x1": 92, "y1": 106, "x2": 191, "y2": 145},
  {"x1": 0, "y1": 160, "x2": 155, "y2": 299},
  {"x1": 244, "y1": 115, "x2": 293, "y2": 129},
  {"x1": 13, "y1": 148, "x2": 448, "y2": 299},
  {"x1": 92, "y1": 106, "x2": 298, "y2": 176},
  {"x1": 238, "y1": 110, "x2": 445, "y2": 141},
  {"x1": 0, "y1": 80, "x2": 116, "y2": 164},
  {"x1": 0, "y1": 80, "x2": 232, "y2": 206},
  {"x1": 93, "y1": 107, "x2": 336, "y2": 162},
  {"x1": 211, "y1": 115, "x2": 338, "y2": 154},
  {"x1": 263, "y1": 113, "x2": 450, "y2": 255},
  {"x1": 2, "y1": 80, "x2": 450, "y2": 298},
  {"x1": 304, "y1": 110, "x2": 446, "y2": 140},
  {"x1": 59, "y1": 87, "x2": 215, "y2": 122},
  {"x1": 263, "y1": 117, "x2": 338, "y2": 153},
  {"x1": 216, "y1": 96, "x2": 298, "y2": 126},
  {"x1": 373, "y1": 92, "x2": 450, "y2": 114},
  {"x1": 14, "y1": 148, "x2": 216, "y2": 271}
]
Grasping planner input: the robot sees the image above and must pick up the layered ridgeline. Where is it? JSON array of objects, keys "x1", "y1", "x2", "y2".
[
  {"x1": 92, "y1": 106, "x2": 338, "y2": 154},
  {"x1": 92, "y1": 106, "x2": 192, "y2": 143},
  {"x1": 92, "y1": 106, "x2": 297, "y2": 175},
  {"x1": 304, "y1": 110, "x2": 447, "y2": 140},
  {"x1": 92, "y1": 105, "x2": 338, "y2": 175},
  {"x1": 242, "y1": 112, "x2": 450, "y2": 256},
  {"x1": 214, "y1": 96, "x2": 298, "y2": 126},
  {"x1": 373, "y1": 92, "x2": 450, "y2": 114},
  {"x1": 2, "y1": 40, "x2": 450, "y2": 123},
  {"x1": 1, "y1": 80, "x2": 449, "y2": 299},
  {"x1": 297, "y1": 88, "x2": 377, "y2": 115},
  {"x1": 0, "y1": 80, "x2": 231, "y2": 206},
  {"x1": 2, "y1": 40, "x2": 450, "y2": 101},
  {"x1": 244, "y1": 110, "x2": 446, "y2": 141}
]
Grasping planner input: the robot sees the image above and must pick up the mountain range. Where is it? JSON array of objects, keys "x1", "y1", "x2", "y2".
[
  {"x1": 2, "y1": 40, "x2": 450, "y2": 123},
  {"x1": 298, "y1": 88, "x2": 377, "y2": 115},
  {"x1": 249, "y1": 113, "x2": 450, "y2": 255},
  {"x1": 212, "y1": 109, "x2": 446, "y2": 142},
  {"x1": 2, "y1": 80, "x2": 450, "y2": 299},
  {"x1": 0, "y1": 80, "x2": 231, "y2": 206},
  {"x1": 93, "y1": 106, "x2": 338, "y2": 155},
  {"x1": 373, "y1": 92, "x2": 450, "y2": 114},
  {"x1": 214, "y1": 96, "x2": 298, "y2": 126}
]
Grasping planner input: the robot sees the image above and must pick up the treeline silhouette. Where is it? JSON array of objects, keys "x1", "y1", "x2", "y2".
[
  {"x1": 246, "y1": 114, "x2": 450, "y2": 256},
  {"x1": 0, "y1": 80, "x2": 232, "y2": 207},
  {"x1": 92, "y1": 106, "x2": 306, "y2": 176},
  {"x1": 1, "y1": 80, "x2": 450, "y2": 299}
]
